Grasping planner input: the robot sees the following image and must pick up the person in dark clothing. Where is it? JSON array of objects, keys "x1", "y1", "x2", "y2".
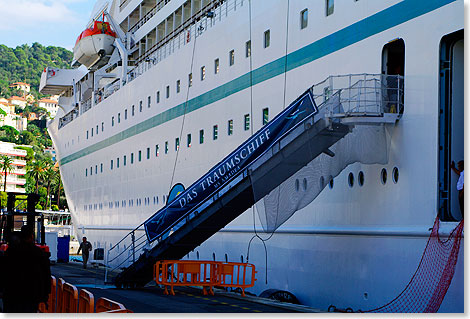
[
  {"x1": 451, "y1": 160, "x2": 464, "y2": 218},
  {"x1": 77, "y1": 237, "x2": 92, "y2": 269},
  {"x1": 1, "y1": 225, "x2": 51, "y2": 313}
]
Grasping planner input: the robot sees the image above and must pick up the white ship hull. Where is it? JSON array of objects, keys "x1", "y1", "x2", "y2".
[{"x1": 47, "y1": 0, "x2": 464, "y2": 312}]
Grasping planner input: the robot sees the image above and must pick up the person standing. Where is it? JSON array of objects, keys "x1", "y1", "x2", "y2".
[
  {"x1": 451, "y1": 160, "x2": 464, "y2": 218},
  {"x1": 77, "y1": 237, "x2": 92, "y2": 269},
  {"x1": 1, "y1": 225, "x2": 51, "y2": 313}
]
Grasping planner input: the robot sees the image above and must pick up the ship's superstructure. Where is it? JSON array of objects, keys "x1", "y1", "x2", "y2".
[{"x1": 41, "y1": 0, "x2": 464, "y2": 312}]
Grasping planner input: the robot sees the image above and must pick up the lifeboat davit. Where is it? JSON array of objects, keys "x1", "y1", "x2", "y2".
[{"x1": 73, "y1": 19, "x2": 117, "y2": 68}]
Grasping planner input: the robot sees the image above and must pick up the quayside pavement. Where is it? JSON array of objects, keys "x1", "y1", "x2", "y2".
[{"x1": 51, "y1": 261, "x2": 320, "y2": 313}]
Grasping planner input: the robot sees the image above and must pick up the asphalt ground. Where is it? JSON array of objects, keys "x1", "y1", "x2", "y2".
[{"x1": 50, "y1": 260, "x2": 319, "y2": 313}]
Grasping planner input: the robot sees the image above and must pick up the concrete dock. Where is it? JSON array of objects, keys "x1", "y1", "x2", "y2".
[{"x1": 50, "y1": 261, "x2": 320, "y2": 313}]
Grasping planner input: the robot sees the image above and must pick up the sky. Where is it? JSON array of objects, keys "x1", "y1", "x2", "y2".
[{"x1": 0, "y1": 0, "x2": 98, "y2": 50}]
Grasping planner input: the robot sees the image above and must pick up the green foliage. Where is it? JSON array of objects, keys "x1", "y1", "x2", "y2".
[
  {"x1": 51, "y1": 204, "x2": 59, "y2": 211},
  {"x1": 0, "y1": 125, "x2": 19, "y2": 143},
  {"x1": 0, "y1": 108, "x2": 6, "y2": 116},
  {"x1": 35, "y1": 203, "x2": 43, "y2": 210},
  {"x1": 0, "y1": 43, "x2": 72, "y2": 99},
  {"x1": 0, "y1": 191, "x2": 6, "y2": 208}
]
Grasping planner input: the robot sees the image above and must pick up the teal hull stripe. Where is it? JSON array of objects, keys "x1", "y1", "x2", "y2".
[{"x1": 60, "y1": 0, "x2": 456, "y2": 166}]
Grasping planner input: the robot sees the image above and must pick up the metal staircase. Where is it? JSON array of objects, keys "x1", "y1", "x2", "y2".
[{"x1": 105, "y1": 73, "x2": 404, "y2": 288}]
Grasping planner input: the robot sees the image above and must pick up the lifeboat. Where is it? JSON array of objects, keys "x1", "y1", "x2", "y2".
[{"x1": 73, "y1": 19, "x2": 117, "y2": 68}]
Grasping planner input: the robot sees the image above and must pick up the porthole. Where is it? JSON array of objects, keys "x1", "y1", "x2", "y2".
[
  {"x1": 320, "y1": 176, "x2": 325, "y2": 189},
  {"x1": 329, "y1": 177, "x2": 334, "y2": 189},
  {"x1": 392, "y1": 167, "x2": 399, "y2": 183},
  {"x1": 348, "y1": 172, "x2": 354, "y2": 188},
  {"x1": 381, "y1": 168, "x2": 388, "y2": 185},
  {"x1": 358, "y1": 171, "x2": 364, "y2": 187},
  {"x1": 302, "y1": 178, "x2": 307, "y2": 191},
  {"x1": 295, "y1": 179, "x2": 300, "y2": 191}
]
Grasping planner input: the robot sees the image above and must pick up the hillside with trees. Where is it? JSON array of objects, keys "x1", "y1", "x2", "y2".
[{"x1": 0, "y1": 43, "x2": 72, "y2": 98}]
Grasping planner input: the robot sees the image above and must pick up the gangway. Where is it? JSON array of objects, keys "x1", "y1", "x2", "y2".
[{"x1": 106, "y1": 73, "x2": 403, "y2": 288}]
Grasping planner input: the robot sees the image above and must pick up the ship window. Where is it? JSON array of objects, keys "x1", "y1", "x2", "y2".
[
  {"x1": 175, "y1": 138, "x2": 180, "y2": 151},
  {"x1": 244, "y1": 114, "x2": 250, "y2": 131},
  {"x1": 229, "y1": 50, "x2": 235, "y2": 66},
  {"x1": 329, "y1": 176, "x2": 334, "y2": 189},
  {"x1": 166, "y1": 86, "x2": 170, "y2": 98},
  {"x1": 131, "y1": 153, "x2": 134, "y2": 164},
  {"x1": 358, "y1": 171, "x2": 364, "y2": 186},
  {"x1": 240, "y1": 255, "x2": 244, "y2": 263},
  {"x1": 91, "y1": 128, "x2": 93, "y2": 137},
  {"x1": 117, "y1": 158, "x2": 120, "y2": 168},
  {"x1": 246, "y1": 40, "x2": 251, "y2": 58},
  {"x1": 96, "y1": 125, "x2": 99, "y2": 135},
  {"x1": 139, "y1": 101, "x2": 143, "y2": 112},
  {"x1": 100, "y1": 163, "x2": 103, "y2": 173},
  {"x1": 118, "y1": 113, "x2": 121, "y2": 123},
  {"x1": 188, "y1": 73, "x2": 193, "y2": 87},
  {"x1": 132, "y1": 105, "x2": 135, "y2": 116},
  {"x1": 125, "y1": 109, "x2": 128, "y2": 120},
  {"x1": 138, "y1": 150, "x2": 142, "y2": 161},
  {"x1": 85, "y1": 168, "x2": 87, "y2": 176},
  {"x1": 102, "y1": 122, "x2": 104, "y2": 131},
  {"x1": 214, "y1": 58, "x2": 219, "y2": 74},
  {"x1": 147, "y1": 147, "x2": 150, "y2": 159},
  {"x1": 264, "y1": 30, "x2": 270, "y2": 48},
  {"x1": 212, "y1": 253, "x2": 216, "y2": 261},
  {"x1": 381, "y1": 168, "x2": 387, "y2": 185},
  {"x1": 86, "y1": 130, "x2": 89, "y2": 139},
  {"x1": 95, "y1": 165, "x2": 97, "y2": 174},
  {"x1": 165, "y1": 141, "x2": 169, "y2": 154},
  {"x1": 148, "y1": 96, "x2": 151, "y2": 108},
  {"x1": 123, "y1": 155, "x2": 127, "y2": 166},
  {"x1": 156, "y1": 91, "x2": 160, "y2": 103},
  {"x1": 199, "y1": 130, "x2": 204, "y2": 144},
  {"x1": 187, "y1": 134, "x2": 192, "y2": 147},
  {"x1": 300, "y1": 9, "x2": 308, "y2": 29},
  {"x1": 176, "y1": 80, "x2": 181, "y2": 93},
  {"x1": 262, "y1": 108, "x2": 269, "y2": 125},
  {"x1": 295, "y1": 179, "x2": 299, "y2": 191},
  {"x1": 392, "y1": 167, "x2": 399, "y2": 184},
  {"x1": 213, "y1": 125, "x2": 218, "y2": 140},
  {"x1": 110, "y1": 159, "x2": 114, "y2": 170},
  {"x1": 348, "y1": 172, "x2": 354, "y2": 187},
  {"x1": 201, "y1": 66, "x2": 206, "y2": 81},
  {"x1": 303, "y1": 178, "x2": 307, "y2": 191},
  {"x1": 112, "y1": 116, "x2": 115, "y2": 126},
  {"x1": 326, "y1": 0, "x2": 334, "y2": 16},
  {"x1": 156, "y1": 144, "x2": 159, "y2": 157},
  {"x1": 227, "y1": 120, "x2": 233, "y2": 136}
]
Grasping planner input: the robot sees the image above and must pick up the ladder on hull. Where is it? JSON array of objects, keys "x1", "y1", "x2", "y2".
[{"x1": 106, "y1": 73, "x2": 404, "y2": 288}]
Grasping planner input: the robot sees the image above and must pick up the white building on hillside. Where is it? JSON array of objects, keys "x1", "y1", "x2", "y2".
[
  {"x1": 38, "y1": 98, "x2": 59, "y2": 118},
  {"x1": 0, "y1": 141, "x2": 28, "y2": 193},
  {"x1": 8, "y1": 96, "x2": 27, "y2": 109}
]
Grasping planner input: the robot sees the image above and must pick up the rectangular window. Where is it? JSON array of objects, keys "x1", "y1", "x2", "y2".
[
  {"x1": 156, "y1": 91, "x2": 160, "y2": 103},
  {"x1": 131, "y1": 153, "x2": 134, "y2": 164},
  {"x1": 199, "y1": 129, "x2": 204, "y2": 144},
  {"x1": 155, "y1": 144, "x2": 159, "y2": 157},
  {"x1": 100, "y1": 163, "x2": 103, "y2": 172},
  {"x1": 300, "y1": 9, "x2": 308, "y2": 29},
  {"x1": 214, "y1": 58, "x2": 219, "y2": 74},
  {"x1": 125, "y1": 109, "x2": 128, "y2": 120},
  {"x1": 117, "y1": 157, "x2": 120, "y2": 168},
  {"x1": 96, "y1": 125, "x2": 99, "y2": 135},
  {"x1": 87, "y1": 130, "x2": 89, "y2": 139},
  {"x1": 229, "y1": 50, "x2": 235, "y2": 66},
  {"x1": 176, "y1": 80, "x2": 181, "y2": 93},
  {"x1": 175, "y1": 138, "x2": 180, "y2": 151},
  {"x1": 264, "y1": 30, "x2": 270, "y2": 48},
  {"x1": 112, "y1": 116, "x2": 115, "y2": 126},
  {"x1": 228, "y1": 119, "x2": 233, "y2": 136},
  {"x1": 91, "y1": 128, "x2": 93, "y2": 137},
  {"x1": 123, "y1": 155, "x2": 127, "y2": 166},
  {"x1": 139, "y1": 101, "x2": 143, "y2": 112},
  {"x1": 118, "y1": 113, "x2": 121, "y2": 123},
  {"x1": 166, "y1": 86, "x2": 170, "y2": 98},
  {"x1": 201, "y1": 66, "x2": 206, "y2": 81},
  {"x1": 165, "y1": 141, "x2": 169, "y2": 154},
  {"x1": 213, "y1": 125, "x2": 218, "y2": 140},
  {"x1": 95, "y1": 165, "x2": 97, "y2": 174},
  {"x1": 245, "y1": 40, "x2": 251, "y2": 57},
  {"x1": 187, "y1": 134, "x2": 192, "y2": 147},
  {"x1": 132, "y1": 105, "x2": 135, "y2": 116},
  {"x1": 90, "y1": 167, "x2": 92, "y2": 176},
  {"x1": 148, "y1": 96, "x2": 151, "y2": 108},
  {"x1": 147, "y1": 147, "x2": 150, "y2": 159},
  {"x1": 326, "y1": 0, "x2": 334, "y2": 16},
  {"x1": 244, "y1": 114, "x2": 250, "y2": 131},
  {"x1": 111, "y1": 159, "x2": 114, "y2": 170},
  {"x1": 85, "y1": 168, "x2": 88, "y2": 176},
  {"x1": 188, "y1": 73, "x2": 193, "y2": 87},
  {"x1": 263, "y1": 108, "x2": 269, "y2": 125},
  {"x1": 101, "y1": 122, "x2": 104, "y2": 131},
  {"x1": 138, "y1": 150, "x2": 142, "y2": 161}
]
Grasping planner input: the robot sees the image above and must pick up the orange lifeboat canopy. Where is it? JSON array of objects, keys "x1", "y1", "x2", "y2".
[{"x1": 75, "y1": 21, "x2": 117, "y2": 45}]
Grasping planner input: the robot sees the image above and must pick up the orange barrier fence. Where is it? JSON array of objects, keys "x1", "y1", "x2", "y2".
[
  {"x1": 39, "y1": 277, "x2": 131, "y2": 313},
  {"x1": 78, "y1": 289, "x2": 94, "y2": 313},
  {"x1": 154, "y1": 260, "x2": 257, "y2": 297}
]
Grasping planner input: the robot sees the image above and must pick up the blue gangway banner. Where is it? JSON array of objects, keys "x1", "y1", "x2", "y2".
[{"x1": 144, "y1": 89, "x2": 317, "y2": 242}]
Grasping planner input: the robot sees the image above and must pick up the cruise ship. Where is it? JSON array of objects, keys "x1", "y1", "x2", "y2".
[{"x1": 40, "y1": 0, "x2": 464, "y2": 312}]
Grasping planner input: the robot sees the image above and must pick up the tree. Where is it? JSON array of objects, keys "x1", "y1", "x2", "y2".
[
  {"x1": 0, "y1": 155, "x2": 14, "y2": 192},
  {"x1": 27, "y1": 159, "x2": 46, "y2": 192},
  {"x1": 43, "y1": 164, "x2": 57, "y2": 210},
  {"x1": 53, "y1": 169, "x2": 63, "y2": 208}
]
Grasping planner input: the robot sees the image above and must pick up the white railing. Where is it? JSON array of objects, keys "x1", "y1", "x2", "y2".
[{"x1": 58, "y1": 105, "x2": 79, "y2": 129}]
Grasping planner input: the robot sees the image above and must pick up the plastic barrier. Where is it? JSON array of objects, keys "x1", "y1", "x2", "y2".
[
  {"x1": 39, "y1": 275, "x2": 56, "y2": 313},
  {"x1": 96, "y1": 297, "x2": 127, "y2": 312},
  {"x1": 78, "y1": 289, "x2": 94, "y2": 313},
  {"x1": 56, "y1": 278, "x2": 65, "y2": 313},
  {"x1": 61, "y1": 282, "x2": 78, "y2": 313},
  {"x1": 154, "y1": 260, "x2": 256, "y2": 297}
]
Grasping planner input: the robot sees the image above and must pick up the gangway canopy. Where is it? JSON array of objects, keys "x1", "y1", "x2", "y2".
[
  {"x1": 106, "y1": 73, "x2": 404, "y2": 288},
  {"x1": 39, "y1": 66, "x2": 87, "y2": 95}
]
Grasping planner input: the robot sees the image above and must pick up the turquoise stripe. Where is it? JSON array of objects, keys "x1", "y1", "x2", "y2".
[{"x1": 60, "y1": 0, "x2": 457, "y2": 166}]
